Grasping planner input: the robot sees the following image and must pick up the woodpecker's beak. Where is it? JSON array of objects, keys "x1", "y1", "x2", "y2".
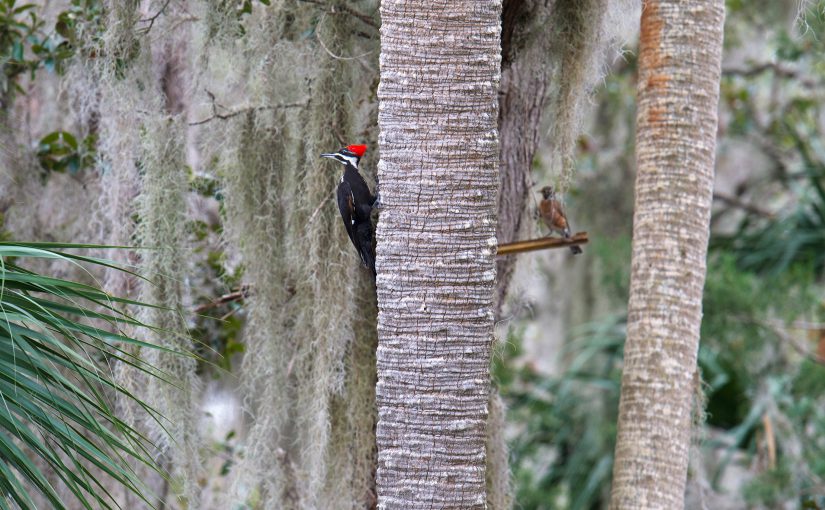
[{"x1": 320, "y1": 153, "x2": 337, "y2": 159}]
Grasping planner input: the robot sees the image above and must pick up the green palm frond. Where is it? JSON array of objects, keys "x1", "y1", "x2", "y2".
[{"x1": 0, "y1": 242, "x2": 178, "y2": 509}]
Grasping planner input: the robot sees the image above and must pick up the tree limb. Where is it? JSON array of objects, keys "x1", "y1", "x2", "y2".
[
  {"x1": 713, "y1": 191, "x2": 774, "y2": 218},
  {"x1": 189, "y1": 99, "x2": 307, "y2": 126},
  {"x1": 757, "y1": 318, "x2": 825, "y2": 366},
  {"x1": 296, "y1": 0, "x2": 378, "y2": 29},
  {"x1": 193, "y1": 286, "x2": 251, "y2": 313},
  {"x1": 723, "y1": 62, "x2": 819, "y2": 89},
  {"x1": 497, "y1": 232, "x2": 588, "y2": 256},
  {"x1": 139, "y1": 0, "x2": 172, "y2": 34}
]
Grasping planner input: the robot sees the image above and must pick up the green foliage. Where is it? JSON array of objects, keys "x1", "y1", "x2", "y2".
[
  {"x1": 715, "y1": 1, "x2": 825, "y2": 279},
  {"x1": 0, "y1": 242, "x2": 179, "y2": 509},
  {"x1": 55, "y1": 0, "x2": 104, "y2": 50},
  {"x1": 499, "y1": 243, "x2": 823, "y2": 509},
  {"x1": 240, "y1": 0, "x2": 271, "y2": 15},
  {"x1": 205, "y1": 0, "x2": 274, "y2": 39},
  {"x1": 0, "y1": 0, "x2": 84, "y2": 97},
  {"x1": 590, "y1": 236, "x2": 632, "y2": 301},
  {"x1": 713, "y1": 121, "x2": 825, "y2": 277},
  {"x1": 36, "y1": 130, "x2": 96, "y2": 177},
  {"x1": 497, "y1": 317, "x2": 624, "y2": 510},
  {"x1": 744, "y1": 460, "x2": 793, "y2": 507},
  {"x1": 186, "y1": 176, "x2": 244, "y2": 374},
  {"x1": 0, "y1": 1, "x2": 45, "y2": 92},
  {"x1": 697, "y1": 13, "x2": 825, "y2": 503}
]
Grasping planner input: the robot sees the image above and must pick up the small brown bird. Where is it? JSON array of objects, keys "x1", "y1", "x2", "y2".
[{"x1": 539, "y1": 186, "x2": 582, "y2": 255}]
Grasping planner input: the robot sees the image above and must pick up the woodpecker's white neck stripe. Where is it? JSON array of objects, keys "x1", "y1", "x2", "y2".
[
  {"x1": 339, "y1": 153, "x2": 358, "y2": 169},
  {"x1": 323, "y1": 151, "x2": 360, "y2": 170}
]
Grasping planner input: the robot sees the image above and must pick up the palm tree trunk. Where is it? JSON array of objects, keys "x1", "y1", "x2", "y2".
[
  {"x1": 609, "y1": 1, "x2": 725, "y2": 508},
  {"x1": 375, "y1": 0, "x2": 502, "y2": 507}
]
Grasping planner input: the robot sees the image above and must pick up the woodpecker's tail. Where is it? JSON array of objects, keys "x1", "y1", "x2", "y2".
[
  {"x1": 354, "y1": 222, "x2": 376, "y2": 276},
  {"x1": 362, "y1": 248, "x2": 376, "y2": 276}
]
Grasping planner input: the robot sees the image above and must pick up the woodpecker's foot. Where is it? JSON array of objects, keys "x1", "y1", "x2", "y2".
[{"x1": 372, "y1": 192, "x2": 384, "y2": 210}]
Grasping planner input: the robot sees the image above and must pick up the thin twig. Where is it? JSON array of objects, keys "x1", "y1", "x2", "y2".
[
  {"x1": 723, "y1": 62, "x2": 819, "y2": 89},
  {"x1": 193, "y1": 286, "x2": 252, "y2": 313},
  {"x1": 316, "y1": 12, "x2": 376, "y2": 61},
  {"x1": 787, "y1": 321, "x2": 825, "y2": 330},
  {"x1": 297, "y1": 0, "x2": 378, "y2": 28},
  {"x1": 331, "y1": 3, "x2": 379, "y2": 29},
  {"x1": 189, "y1": 102, "x2": 307, "y2": 126},
  {"x1": 139, "y1": 0, "x2": 172, "y2": 34},
  {"x1": 713, "y1": 191, "x2": 775, "y2": 218},
  {"x1": 308, "y1": 192, "x2": 335, "y2": 224},
  {"x1": 757, "y1": 318, "x2": 825, "y2": 366},
  {"x1": 219, "y1": 307, "x2": 239, "y2": 322},
  {"x1": 762, "y1": 413, "x2": 776, "y2": 470}
]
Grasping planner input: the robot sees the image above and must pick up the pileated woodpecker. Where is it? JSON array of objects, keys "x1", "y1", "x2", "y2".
[
  {"x1": 539, "y1": 186, "x2": 583, "y2": 255},
  {"x1": 320, "y1": 144, "x2": 377, "y2": 275}
]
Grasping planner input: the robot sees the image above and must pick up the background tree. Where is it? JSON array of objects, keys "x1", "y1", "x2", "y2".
[{"x1": 608, "y1": 1, "x2": 725, "y2": 508}]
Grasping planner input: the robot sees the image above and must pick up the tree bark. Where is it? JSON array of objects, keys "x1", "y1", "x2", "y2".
[
  {"x1": 609, "y1": 1, "x2": 725, "y2": 509},
  {"x1": 375, "y1": 1, "x2": 502, "y2": 508},
  {"x1": 495, "y1": 0, "x2": 554, "y2": 314}
]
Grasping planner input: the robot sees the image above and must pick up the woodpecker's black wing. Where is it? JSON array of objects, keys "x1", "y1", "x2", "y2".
[
  {"x1": 336, "y1": 181, "x2": 376, "y2": 274},
  {"x1": 337, "y1": 180, "x2": 357, "y2": 247}
]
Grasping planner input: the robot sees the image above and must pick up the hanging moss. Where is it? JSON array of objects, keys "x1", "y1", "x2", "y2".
[
  {"x1": 547, "y1": 0, "x2": 637, "y2": 194},
  {"x1": 487, "y1": 390, "x2": 514, "y2": 509},
  {"x1": 61, "y1": 2, "x2": 204, "y2": 507},
  {"x1": 196, "y1": 1, "x2": 380, "y2": 507},
  {"x1": 83, "y1": 0, "x2": 144, "y2": 297},
  {"x1": 218, "y1": 108, "x2": 297, "y2": 504},
  {"x1": 138, "y1": 116, "x2": 203, "y2": 508},
  {"x1": 323, "y1": 289, "x2": 379, "y2": 508}
]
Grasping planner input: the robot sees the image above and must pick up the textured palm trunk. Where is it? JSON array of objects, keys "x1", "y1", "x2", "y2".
[
  {"x1": 609, "y1": 1, "x2": 725, "y2": 509},
  {"x1": 375, "y1": 1, "x2": 502, "y2": 508}
]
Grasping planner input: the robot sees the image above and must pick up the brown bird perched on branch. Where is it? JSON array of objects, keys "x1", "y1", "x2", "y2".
[{"x1": 539, "y1": 186, "x2": 582, "y2": 255}]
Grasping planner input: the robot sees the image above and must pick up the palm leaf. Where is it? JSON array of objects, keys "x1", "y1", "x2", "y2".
[{"x1": 0, "y1": 242, "x2": 187, "y2": 509}]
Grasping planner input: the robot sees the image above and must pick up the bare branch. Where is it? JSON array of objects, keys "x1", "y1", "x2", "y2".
[
  {"x1": 713, "y1": 191, "x2": 775, "y2": 218},
  {"x1": 189, "y1": 102, "x2": 307, "y2": 126},
  {"x1": 193, "y1": 285, "x2": 252, "y2": 313},
  {"x1": 723, "y1": 62, "x2": 819, "y2": 89},
  {"x1": 315, "y1": 12, "x2": 377, "y2": 61},
  {"x1": 297, "y1": 0, "x2": 379, "y2": 28},
  {"x1": 497, "y1": 232, "x2": 588, "y2": 256},
  {"x1": 762, "y1": 413, "x2": 776, "y2": 470},
  {"x1": 308, "y1": 192, "x2": 335, "y2": 224},
  {"x1": 139, "y1": 0, "x2": 172, "y2": 34},
  {"x1": 758, "y1": 318, "x2": 825, "y2": 366}
]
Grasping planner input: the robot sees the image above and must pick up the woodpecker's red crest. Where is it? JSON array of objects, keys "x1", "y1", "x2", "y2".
[
  {"x1": 320, "y1": 144, "x2": 367, "y2": 169},
  {"x1": 346, "y1": 144, "x2": 367, "y2": 158}
]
